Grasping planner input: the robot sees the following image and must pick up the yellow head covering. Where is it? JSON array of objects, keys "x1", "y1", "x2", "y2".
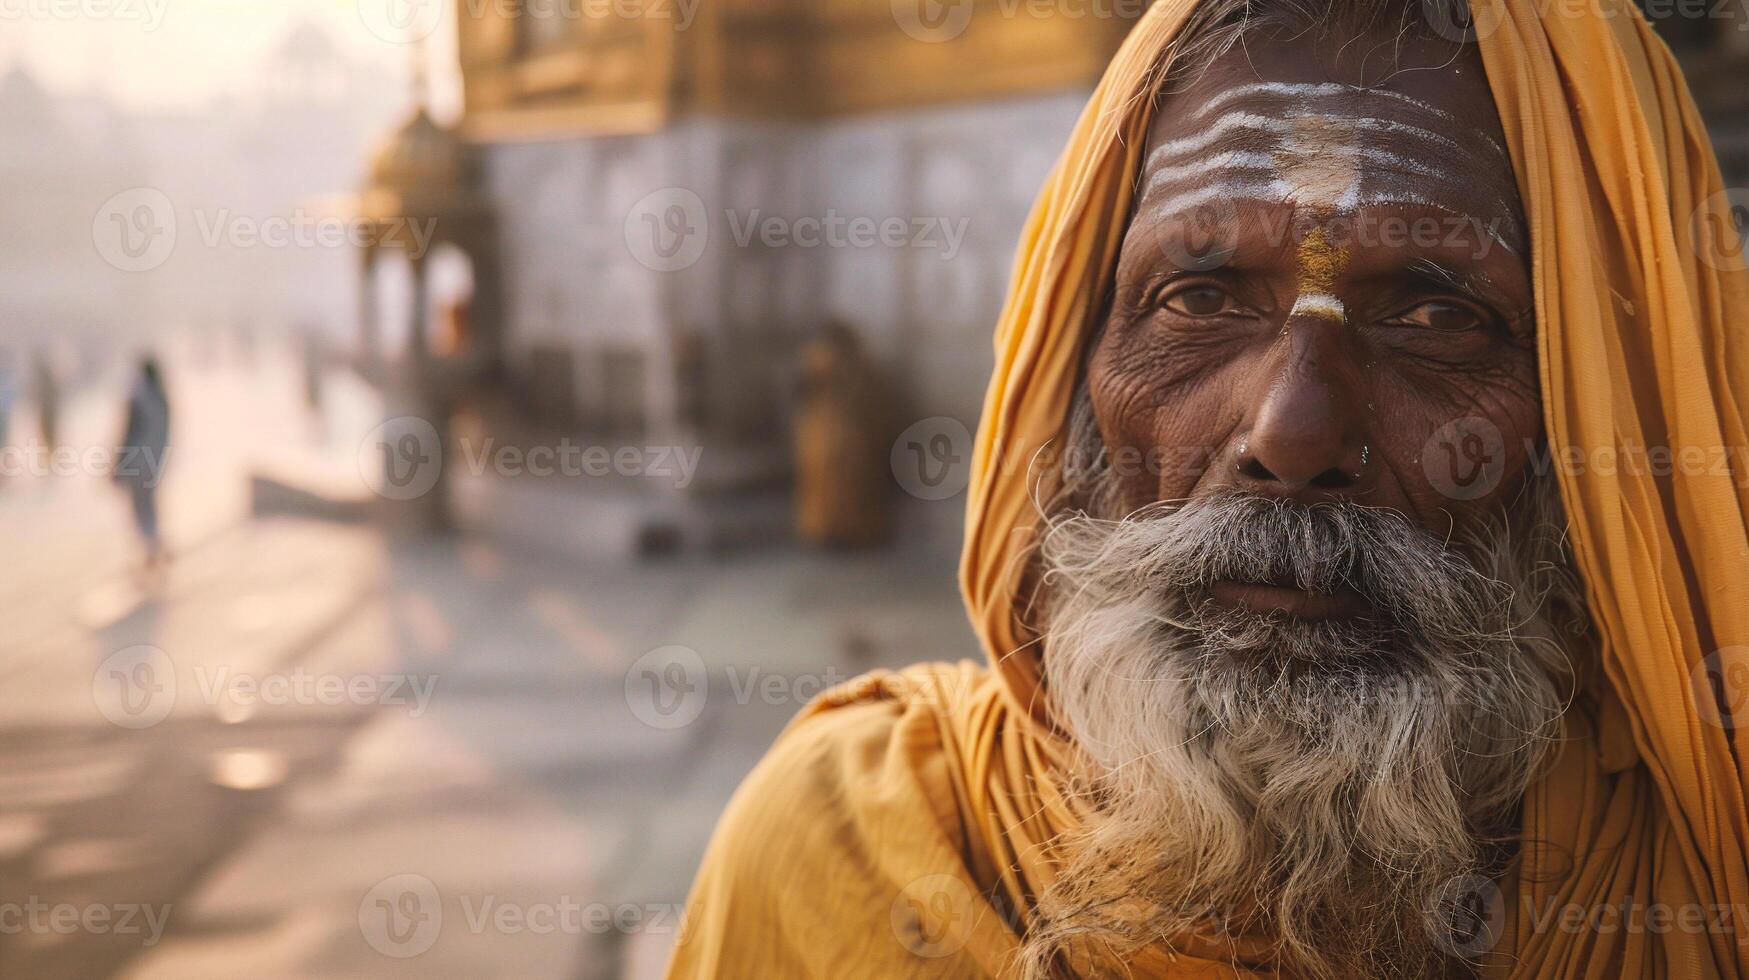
[{"x1": 671, "y1": 1, "x2": 1749, "y2": 975}]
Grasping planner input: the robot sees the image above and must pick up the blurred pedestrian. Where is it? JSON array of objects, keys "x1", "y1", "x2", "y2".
[
  {"x1": 302, "y1": 329, "x2": 325, "y2": 413},
  {"x1": 116, "y1": 355, "x2": 171, "y2": 574},
  {"x1": 33, "y1": 351, "x2": 59, "y2": 450},
  {"x1": 0, "y1": 349, "x2": 16, "y2": 448},
  {"x1": 792, "y1": 323, "x2": 893, "y2": 550}
]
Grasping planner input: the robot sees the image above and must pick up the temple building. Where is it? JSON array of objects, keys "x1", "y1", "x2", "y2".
[{"x1": 360, "y1": 0, "x2": 1747, "y2": 551}]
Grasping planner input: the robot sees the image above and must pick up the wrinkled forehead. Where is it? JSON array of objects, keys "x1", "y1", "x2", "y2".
[{"x1": 1142, "y1": 47, "x2": 1526, "y2": 253}]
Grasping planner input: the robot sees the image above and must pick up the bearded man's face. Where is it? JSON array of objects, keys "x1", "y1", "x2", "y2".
[{"x1": 1027, "y1": 21, "x2": 1588, "y2": 980}]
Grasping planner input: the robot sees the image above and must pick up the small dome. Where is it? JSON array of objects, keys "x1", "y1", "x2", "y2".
[
  {"x1": 366, "y1": 107, "x2": 472, "y2": 193},
  {"x1": 0, "y1": 67, "x2": 52, "y2": 128}
]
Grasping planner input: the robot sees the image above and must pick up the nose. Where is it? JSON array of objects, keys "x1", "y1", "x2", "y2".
[{"x1": 1232, "y1": 320, "x2": 1372, "y2": 499}]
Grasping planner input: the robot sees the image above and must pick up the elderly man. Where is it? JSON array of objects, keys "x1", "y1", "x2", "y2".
[{"x1": 671, "y1": 0, "x2": 1749, "y2": 977}]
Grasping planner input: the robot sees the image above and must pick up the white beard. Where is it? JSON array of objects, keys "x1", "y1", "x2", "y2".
[{"x1": 1021, "y1": 480, "x2": 1582, "y2": 979}]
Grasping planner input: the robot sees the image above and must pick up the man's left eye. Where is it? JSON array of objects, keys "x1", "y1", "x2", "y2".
[
  {"x1": 1388, "y1": 300, "x2": 1488, "y2": 332},
  {"x1": 1164, "y1": 285, "x2": 1237, "y2": 317}
]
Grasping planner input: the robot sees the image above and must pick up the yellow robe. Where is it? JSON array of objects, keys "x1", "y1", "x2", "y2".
[{"x1": 671, "y1": 0, "x2": 1749, "y2": 975}]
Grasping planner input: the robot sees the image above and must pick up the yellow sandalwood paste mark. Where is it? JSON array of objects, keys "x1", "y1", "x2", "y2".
[{"x1": 1290, "y1": 222, "x2": 1349, "y2": 324}]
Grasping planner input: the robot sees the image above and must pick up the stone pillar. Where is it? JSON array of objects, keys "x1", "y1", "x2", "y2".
[
  {"x1": 407, "y1": 251, "x2": 431, "y2": 373},
  {"x1": 358, "y1": 246, "x2": 381, "y2": 376}
]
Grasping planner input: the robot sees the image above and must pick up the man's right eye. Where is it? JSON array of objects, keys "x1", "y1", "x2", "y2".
[{"x1": 1164, "y1": 284, "x2": 1236, "y2": 317}]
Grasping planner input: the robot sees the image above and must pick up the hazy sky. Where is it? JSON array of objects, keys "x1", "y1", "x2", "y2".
[{"x1": 3, "y1": 0, "x2": 460, "y2": 117}]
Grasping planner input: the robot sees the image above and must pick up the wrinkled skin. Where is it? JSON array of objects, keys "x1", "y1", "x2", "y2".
[{"x1": 1088, "y1": 28, "x2": 1540, "y2": 618}]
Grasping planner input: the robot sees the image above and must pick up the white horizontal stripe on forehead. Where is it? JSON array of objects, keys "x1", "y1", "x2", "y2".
[
  {"x1": 1147, "y1": 113, "x2": 1487, "y2": 175},
  {"x1": 1143, "y1": 179, "x2": 1518, "y2": 256},
  {"x1": 1182, "y1": 81, "x2": 1511, "y2": 163},
  {"x1": 1146, "y1": 178, "x2": 1293, "y2": 220},
  {"x1": 1140, "y1": 106, "x2": 1523, "y2": 248},
  {"x1": 1146, "y1": 145, "x2": 1461, "y2": 195}
]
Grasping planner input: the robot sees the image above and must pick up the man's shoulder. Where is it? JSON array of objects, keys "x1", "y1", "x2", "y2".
[
  {"x1": 715, "y1": 659, "x2": 993, "y2": 856},
  {"x1": 669, "y1": 661, "x2": 1000, "y2": 977}
]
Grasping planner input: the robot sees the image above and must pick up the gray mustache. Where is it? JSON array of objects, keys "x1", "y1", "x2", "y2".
[{"x1": 1045, "y1": 492, "x2": 1512, "y2": 634}]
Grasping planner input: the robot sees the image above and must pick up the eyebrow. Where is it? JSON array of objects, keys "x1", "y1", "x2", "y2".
[{"x1": 1405, "y1": 257, "x2": 1500, "y2": 298}]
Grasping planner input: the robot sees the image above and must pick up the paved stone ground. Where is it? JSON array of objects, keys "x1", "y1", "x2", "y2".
[{"x1": 0, "y1": 348, "x2": 980, "y2": 979}]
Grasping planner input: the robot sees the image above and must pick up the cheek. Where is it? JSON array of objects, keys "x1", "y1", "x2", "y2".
[
  {"x1": 1372, "y1": 357, "x2": 1544, "y2": 531},
  {"x1": 1086, "y1": 325, "x2": 1251, "y2": 505}
]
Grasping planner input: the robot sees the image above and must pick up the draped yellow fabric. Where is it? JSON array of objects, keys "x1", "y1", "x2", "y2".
[{"x1": 669, "y1": 1, "x2": 1749, "y2": 976}]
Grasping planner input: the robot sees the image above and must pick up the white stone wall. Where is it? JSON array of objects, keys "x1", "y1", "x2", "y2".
[
  {"x1": 485, "y1": 89, "x2": 1084, "y2": 421},
  {"x1": 480, "y1": 90, "x2": 1088, "y2": 540}
]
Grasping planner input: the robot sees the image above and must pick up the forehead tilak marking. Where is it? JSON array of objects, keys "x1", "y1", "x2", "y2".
[
  {"x1": 1141, "y1": 104, "x2": 1522, "y2": 251},
  {"x1": 1290, "y1": 224, "x2": 1350, "y2": 324},
  {"x1": 1147, "y1": 113, "x2": 1489, "y2": 173},
  {"x1": 1180, "y1": 81, "x2": 1511, "y2": 163}
]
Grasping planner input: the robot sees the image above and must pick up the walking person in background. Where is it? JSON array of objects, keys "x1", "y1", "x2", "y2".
[
  {"x1": 33, "y1": 351, "x2": 59, "y2": 451},
  {"x1": 116, "y1": 355, "x2": 171, "y2": 576},
  {"x1": 0, "y1": 349, "x2": 16, "y2": 450}
]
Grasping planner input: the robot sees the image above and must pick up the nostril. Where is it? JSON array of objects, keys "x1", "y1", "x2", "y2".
[
  {"x1": 1237, "y1": 456, "x2": 1277, "y2": 482},
  {"x1": 1309, "y1": 466, "x2": 1355, "y2": 489}
]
